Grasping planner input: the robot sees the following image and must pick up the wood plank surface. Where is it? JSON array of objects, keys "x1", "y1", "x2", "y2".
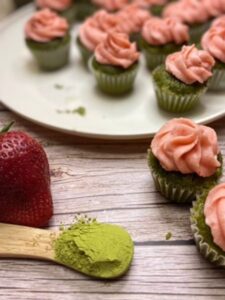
[{"x1": 1, "y1": 105, "x2": 225, "y2": 300}]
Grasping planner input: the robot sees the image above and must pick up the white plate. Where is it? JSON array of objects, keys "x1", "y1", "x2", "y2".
[{"x1": 1, "y1": 5, "x2": 225, "y2": 140}]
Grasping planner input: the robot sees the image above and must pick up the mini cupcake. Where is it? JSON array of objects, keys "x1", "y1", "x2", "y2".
[
  {"x1": 36, "y1": 0, "x2": 76, "y2": 24},
  {"x1": 91, "y1": 0, "x2": 129, "y2": 12},
  {"x1": 163, "y1": 0, "x2": 211, "y2": 43},
  {"x1": 77, "y1": 10, "x2": 119, "y2": 65},
  {"x1": 152, "y1": 45, "x2": 214, "y2": 112},
  {"x1": 201, "y1": 26, "x2": 225, "y2": 91},
  {"x1": 91, "y1": 32, "x2": 140, "y2": 95},
  {"x1": 116, "y1": 4, "x2": 151, "y2": 43},
  {"x1": 25, "y1": 9, "x2": 70, "y2": 71},
  {"x1": 191, "y1": 183, "x2": 225, "y2": 265},
  {"x1": 140, "y1": 17, "x2": 189, "y2": 71},
  {"x1": 148, "y1": 118, "x2": 222, "y2": 203}
]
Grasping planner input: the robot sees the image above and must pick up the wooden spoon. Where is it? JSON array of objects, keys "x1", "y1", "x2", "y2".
[{"x1": 0, "y1": 223, "x2": 58, "y2": 261}]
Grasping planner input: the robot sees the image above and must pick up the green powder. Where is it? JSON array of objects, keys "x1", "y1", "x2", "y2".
[{"x1": 54, "y1": 219, "x2": 134, "y2": 279}]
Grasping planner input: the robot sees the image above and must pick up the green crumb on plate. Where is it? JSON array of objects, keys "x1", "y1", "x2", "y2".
[
  {"x1": 54, "y1": 84, "x2": 64, "y2": 90},
  {"x1": 165, "y1": 232, "x2": 172, "y2": 240},
  {"x1": 56, "y1": 106, "x2": 86, "y2": 116}
]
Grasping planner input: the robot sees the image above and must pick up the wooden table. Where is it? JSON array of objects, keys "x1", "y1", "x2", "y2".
[{"x1": 0, "y1": 102, "x2": 225, "y2": 300}]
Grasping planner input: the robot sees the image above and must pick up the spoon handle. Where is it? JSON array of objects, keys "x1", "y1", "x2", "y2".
[{"x1": 0, "y1": 223, "x2": 56, "y2": 260}]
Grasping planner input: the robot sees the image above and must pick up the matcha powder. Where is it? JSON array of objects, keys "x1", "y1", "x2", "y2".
[{"x1": 54, "y1": 219, "x2": 134, "y2": 279}]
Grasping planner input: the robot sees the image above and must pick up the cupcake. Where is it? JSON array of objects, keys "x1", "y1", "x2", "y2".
[
  {"x1": 77, "y1": 10, "x2": 119, "y2": 65},
  {"x1": 163, "y1": 0, "x2": 211, "y2": 43},
  {"x1": 152, "y1": 45, "x2": 214, "y2": 112},
  {"x1": 201, "y1": 26, "x2": 225, "y2": 91},
  {"x1": 75, "y1": 0, "x2": 97, "y2": 21},
  {"x1": 90, "y1": 32, "x2": 140, "y2": 95},
  {"x1": 91, "y1": 0, "x2": 129, "y2": 12},
  {"x1": 140, "y1": 17, "x2": 189, "y2": 71},
  {"x1": 36, "y1": 0, "x2": 76, "y2": 24},
  {"x1": 148, "y1": 118, "x2": 222, "y2": 203},
  {"x1": 116, "y1": 4, "x2": 151, "y2": 43},
  {"x1": 25, "y1": 9, "x2": 70, "y2": 71},
  {"x1": 191, "y1": 183, "x2": 225, "y2": 265}
]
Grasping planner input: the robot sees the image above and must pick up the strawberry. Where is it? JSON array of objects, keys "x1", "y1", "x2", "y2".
[{"x1": 0, "y1": 122, "x2": 53, "y2": 227}]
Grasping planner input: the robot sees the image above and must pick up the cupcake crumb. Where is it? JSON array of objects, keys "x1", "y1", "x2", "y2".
[
  {"x1": 165, "y1": 232, "x2": 172, "y2": 240},
  {"x1": 56, "y1": 107, "x2": 86, "y2": 116},
  {"x1": 54, "y1": 84, "x2": 64, "y2": 90}
]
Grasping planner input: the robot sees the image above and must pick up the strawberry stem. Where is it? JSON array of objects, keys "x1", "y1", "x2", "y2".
[{"x1": 0, "y1": 121, "x2": 14, "y2": 133}]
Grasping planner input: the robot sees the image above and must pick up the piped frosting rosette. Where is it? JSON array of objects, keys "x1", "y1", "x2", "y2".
[
  {"x1": 191, "y1": 183, "x2": 225, "y2": 266},
  {"x1": 91, "y1": 0, "x2": 129, "y2": 11},
  {"x1": 201, "y1": 26, "x2": 225, "y2": 90},
  {"x1": 148, "y1": 118, "x2": 222, "y2": 203},
  {"x1": 202, "y1": 0, "x2": 225, "y2": 18},
  {"x1": 36, "y1": 0, "x2": 72, "y2": 11}
]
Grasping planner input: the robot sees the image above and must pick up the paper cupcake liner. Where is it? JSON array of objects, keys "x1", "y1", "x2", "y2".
[
  {"x1": 208, "y1": 68, "x2": 225, "y2": 91},
  {"x1": 190, "y1": 196, "x2": 225, "y2": 266},
  {"x1": 76, "y1": 38, "x2": 93, "y2": 66},
  {"x1": 91, "y1": 61, "x2": 139, "y2": 95},
  {"x1": 189, "y1": 21, "x2": 211, "y2": 43},
  {"x1": 151, "y1": 171, "x2": 196, "y2": 203},
  {"x1": 142, "y1": 50, "x2": 167, "y2": 71},
  {"x1": 28, "y1": 39, "x2": 70, "y2": 71},
  {"x1": 154, "y1": 84, "x2": 206, "y2": 113}
]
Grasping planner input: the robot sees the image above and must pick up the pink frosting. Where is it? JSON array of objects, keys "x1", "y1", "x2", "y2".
[
  {"x1": 202, "y1": 26, "x2": 225, "y2": 63},
  {"x1": 36, "y1": 0, "x2": 72, "y2": 11},
  {"x1": 91, "y1": 0, "x2": 129, "y2": 11},
  {"x1": 142, "y1": 17, "x2": 189, "y2": 45},
  {"x1": 79, "y1": 10, "x2": 118, "y2": 51},
  {"x1": 95, "y1": 32, "x2": 140, "y2": 68},
  {"x1": 25, "y1": 9, "x2": 69, "y2": 42},
  {"x1": 133, "y1": 0, "x2": 167, "y2": 7},
  {"x1": 166, "y1": 45, "x2": 215, "y2": 84},
  {"x1": 203, "y1": 0, "x2": 225, "y2": 18},
  {"x1": 151, "y1": 118, "x2": 220, "y2": 177},
  {"x1": 116, "y1": 4, "x2": 151, "y2": 34},
  {"x1": 212, "y1": 15, "x2": 225, "y2": 27},
  {"x1": 204, "y1": 183, "x2": 225, "y2": 251},
  {"x1": 163, "y1": 0, "x2": 210, "y2": 24}
]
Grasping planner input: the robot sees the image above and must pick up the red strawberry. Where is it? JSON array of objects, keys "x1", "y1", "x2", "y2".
[{"x1": 0, "y1": 122, "x2": 53, "y2": 227}]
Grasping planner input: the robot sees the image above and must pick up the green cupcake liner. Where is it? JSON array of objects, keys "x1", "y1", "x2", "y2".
[
  {"x1": 26, "y1": 34, "x2": 71, "y2": 71},
  {"x1": 91, "y1": 58, "x2": 139, "y2": 95},
  {"x1": 190, "y1": 194, "x2": 225, "y2": 265},
  {"x1": 208, "y1": 68, "x2": 225, "y2": 91},
  {"x1": 153, "y1": 84, "x2": 206, "y2": 113},
  {"x1": 148, "y1": 150, "x2": 223, "y2": 203},
  {"x1": 76, "y1": 37, "x2": 93, "y2": 66},
  {"x1": 189, "y1": 21, "x2": 211, "y2": 44}
]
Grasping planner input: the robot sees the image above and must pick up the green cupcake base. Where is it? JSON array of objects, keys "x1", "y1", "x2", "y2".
[
  {"x1": 91, "y1": 58, "x2": 139, "y2": 95},
  {"x1": 208, "y1": 63, "x2": 225, "y2": 91},
  {"x1": 189, "y1": 21, "x2": 211, "y2": 43},
  {"x1": 152, "y1": 65, "x2": 208, "y2": 113},
  {"x1": 190, "y1": 194, "x2": 225, "y2": 265},
  {"x1": 148, "y1": 150, "x2": 223, "y2": 203},
  {"x1": 76, "y1": 37, "x2": 93, "y2": 66},
  {"x1": 75, "y1": 1, "x2": 97, "y2": 21},
  {"x1": 26, "y1": 34, "x2": 71, "y2": 71},
  {"x1": 150, "y1": 5, "x2": 164, "y2": 16}
]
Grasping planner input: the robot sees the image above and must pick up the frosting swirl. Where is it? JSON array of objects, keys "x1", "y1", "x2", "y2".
[
  {"x1": 212, "y1": 15, "x2": 225, "y2": 27},
  {"x1": 163, "y1": 0, "x2": 210, "y2": 24},
  {"x1": 202, "y1": 26, "x2": 225, "y2": 63},
  {"x1": 151, "y1": 118, "x2": 220, "y2": 177},
  {"x1": 95, "y1": 32, "x2": 140, "y2": 68},
  {"x1": 166, "y1": 45, "x2": 215, "y2": 84},
  {"x1": 203, "y1": 0, "x2": 225, "y2": 18},
  {"x1": 142, "y1": 17, "x2": 189, "y2": 45},
  {"x1": 79, "y1": 10, "x2": 118, "y2": 51},
  {"x1": 204, "y1": 183, "x2": 225, "y2": 251},
  {"x1": 133, "y1": 0, "x2": 167, "y2": 7},
  {"x1": 36, "y1": 0, "x2": 72, "y2": 11},
  {"x1": 116, "y1": 4, "x2": 151, "y2": 34},
  {"x1": 92, "y1": 0, "x2": 129, "y2": 11},
  {"x1": 25, "y1": 9, "x2": 69, "y2": 42}
]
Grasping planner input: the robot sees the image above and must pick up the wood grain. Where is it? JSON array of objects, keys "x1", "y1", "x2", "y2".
[{"x1": 0, "y1": 106, "x2": 225, "y2": 299}]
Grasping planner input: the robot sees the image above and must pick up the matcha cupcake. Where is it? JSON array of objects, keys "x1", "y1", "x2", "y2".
[
  {"x1": 163, "y1": 0, "x2": 211, "y2": 43},
  {"x1": 152, "y1": 45, "x2": 215, "y2": 113},
  {"x1": 140, "y1": 17, "x2": 189, "y2": 71},
  {"x1": 201, "y1": 26, "x2": 225, "y2": 91},
  {"x1": 191, "y1": 183, "x2": 225, "y2": 265},
  {"x1": 115, "y1": 3, "x2": 151, "y2": 43},
  {"x1": 25, "y1": 9, "x2": 70, "y2": 71},
  {"x1": 77, "y1": 10, "x2": 119, "y2": 65},
  {"x1": 91, "y1": 32, "x2": 140, "y2": 95},
  {"x1": 148, "y1": 118, "x2": 222, "y2": 203},
  {"x1": 36, "y1": 0, "x2": 76, "y2": 24}
]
